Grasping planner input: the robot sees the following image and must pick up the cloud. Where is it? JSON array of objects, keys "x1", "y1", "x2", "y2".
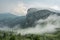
[
  {"x1": 15, "y1": 15, "x2": 60, "y2": 35},
  {"x1": 50, "y1": 5, "x2": 60, "y2": 10},
  {"x1": 10, "y1": 3, "x2": 28, "y2": 16},
  {"x1": 0, "y1": 1, "x2": 60, "y2": 16},
  {"x1": 28, "y1": 2, "x2": 60, "y2": 11},
  {"x1": 11, "y1": 2, "x2": 50, "y2": 16}
]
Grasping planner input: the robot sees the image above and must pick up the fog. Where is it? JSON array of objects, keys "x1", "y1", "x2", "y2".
[{"x1": 0, "y1": 14, "x2": 59, "y2": 35}]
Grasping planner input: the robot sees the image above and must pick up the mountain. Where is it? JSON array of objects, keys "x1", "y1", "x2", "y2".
[
  {"x1": 0, "y1": 13, "x2": 16, "y2": 20},
  {"x1": 0, "y1": 13, "x2": 26, "y2": 28},
  {"x1": 0, "y1": 8, "x2": 60, "y2": 28},
  {"x1": 26, "y1": 8, "x2": 60, "y2": 27},
  {"x1": 27, "y1": 8, "x2": 39, "y2": 13},
  {"x1": 7, "y1": 16, "x2": 26, "y2": 28}
]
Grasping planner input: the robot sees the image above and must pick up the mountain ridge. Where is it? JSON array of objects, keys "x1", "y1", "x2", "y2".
[{"x1": 0, "y1": 8, "x2": 60, "y2": 28}]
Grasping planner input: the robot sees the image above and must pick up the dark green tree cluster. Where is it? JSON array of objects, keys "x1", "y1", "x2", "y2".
[{"x1": 0, "y1": 31, "x2": 60, "y2": 40}]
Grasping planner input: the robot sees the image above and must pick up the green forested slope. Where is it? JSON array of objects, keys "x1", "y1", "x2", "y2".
[{"x1": 0, "y1": 31, "x2": 60, "y2": 40}]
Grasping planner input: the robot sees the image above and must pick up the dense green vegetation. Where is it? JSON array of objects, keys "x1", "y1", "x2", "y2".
[{"x1": 0, "y1": 31, "x2": 60, "y2": 40}]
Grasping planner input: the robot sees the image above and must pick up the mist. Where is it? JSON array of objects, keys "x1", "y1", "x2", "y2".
[
  {"x1": 0, "y1": 14, "x2": 60, "y2": 35},
  {"x1": 15, "y1": 14, "x2": 60, "y2": 35}
]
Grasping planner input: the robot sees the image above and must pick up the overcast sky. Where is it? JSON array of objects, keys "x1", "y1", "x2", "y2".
[{"x1": 0, "y1": 0, "x2": 60, "y2": 16}]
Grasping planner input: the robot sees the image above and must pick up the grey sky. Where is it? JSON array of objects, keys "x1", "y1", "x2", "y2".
[{"x1": 0, "y1": 0, "x2": 60, "y2": 15}]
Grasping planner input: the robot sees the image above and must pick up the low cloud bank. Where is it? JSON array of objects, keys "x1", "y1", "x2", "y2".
[{"x1": 0, "y1": 14, "x2": 59, "y2": 35}]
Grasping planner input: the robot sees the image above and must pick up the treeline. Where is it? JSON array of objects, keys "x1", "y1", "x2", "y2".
[{"x1": 0, "y1": 31, "x2": 60, "y2": 40}]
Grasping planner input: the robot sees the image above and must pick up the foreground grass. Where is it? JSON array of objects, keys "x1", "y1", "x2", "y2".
[{"x1": 0, "y1": 31, "x2": 60, "y2": 40}]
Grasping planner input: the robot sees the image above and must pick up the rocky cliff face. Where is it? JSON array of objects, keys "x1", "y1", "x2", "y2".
[{"x1": 26, "y1": 8, "x2": 58, "y2": 27}]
